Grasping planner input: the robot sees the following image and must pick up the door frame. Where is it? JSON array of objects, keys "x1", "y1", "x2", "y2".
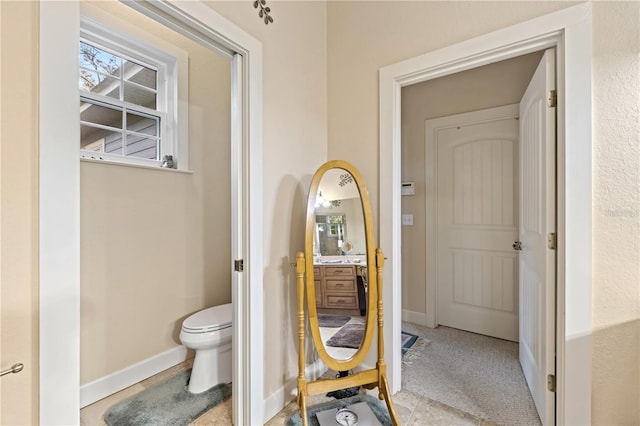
[
  {"x1": 39, "y1": 1, "x2": 264, "y2": 424},
  {"x1": 380, "y1": 3, "x2": 592, "y2": 424},
  {"x1": 424, "y1": 104, "x2": 520, "y2": 332}
]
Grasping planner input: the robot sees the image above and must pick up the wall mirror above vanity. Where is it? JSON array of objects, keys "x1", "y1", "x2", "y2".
[
  {"x1": 296, "y1": 160, "x2": 399, "y2": 425},
  {"x1": 312, "y1": 167, "x2": 366, "y2": 260}
]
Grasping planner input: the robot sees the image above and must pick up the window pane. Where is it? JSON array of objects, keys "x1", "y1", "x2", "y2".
[
  {"x1": 80, "y1": 101, "x2": 123, "y2": 129},
  {"x1": 123, "y1": 82, "x2": 157, "y2": 109},
  {"x1": 125, "y1": 133, "x2": 158, "y2": 159},
  {"x1": 79, "y1": 42, "x2": 121, "y2": 86},
  {"x1": 126, "y1": 112, "x2": 158, "y2": 136},
  {"x1": 79, "y1": 71, "x2": 120, "y2": 99},
  {"x1": 81, "y1": 124, "x2": 123, "y2": 155},
  {"x1": 124, "y1": 60, "x2": 157, "y2": 90}
]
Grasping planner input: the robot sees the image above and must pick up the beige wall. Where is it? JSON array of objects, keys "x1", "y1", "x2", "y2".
[
  {"x1": 79, "y1": 1, "x2": 232, "y2": 383},
  {"x1": 0, "y1": 2, "x2": 39, "y2": 424},
  {"x1": 400, "y1": 52, "x2": 543, "y2": 315},
  {"x1": 202, "y1": 1, "x2": 329, "y2": 399},
  {"x1": 327, "y1": 1, "x2": 639, "y2": 423},
  {"x1": 327, "y1": 1, "x2": 578, "y2": 229}
]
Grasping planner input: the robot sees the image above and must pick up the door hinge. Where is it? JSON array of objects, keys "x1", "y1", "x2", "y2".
[
  {"x1": 547, "y1": 233, "x2": 557, "y2": 250},
  {"x1": 234, "y1": 259, "x2": 244, "y2": 272},
  {"x1": 547, "y1": 374, "x2": 557, "y2": 392},
  {"x1": 547, "y1": 90, "x2": 557, "y2": 108}
]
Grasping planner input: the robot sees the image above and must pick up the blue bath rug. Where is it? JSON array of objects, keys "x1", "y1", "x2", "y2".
[
  {"x1": 286, "y1": 394, "x2": 392, "y2": 426},
  {"x1": 401, "y1": 331, "x2": 419, "y2": 356},
  {"x1": 103, "y1": 369, "x2": 231, "y2": 426}
]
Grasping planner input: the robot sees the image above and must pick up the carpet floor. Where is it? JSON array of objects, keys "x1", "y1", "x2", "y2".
[{"x1": 401, "y1": 322, "x2": 541, "y2": 425}]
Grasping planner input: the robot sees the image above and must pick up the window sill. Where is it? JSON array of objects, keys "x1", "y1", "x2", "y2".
[{"x1": 80, "y1": 157, "x2": 194, "y2": 174}]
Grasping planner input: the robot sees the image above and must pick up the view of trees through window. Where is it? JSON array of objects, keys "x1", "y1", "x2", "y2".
[{"x1": 79, "y1": 40, "x2": 161, "y2": 161}]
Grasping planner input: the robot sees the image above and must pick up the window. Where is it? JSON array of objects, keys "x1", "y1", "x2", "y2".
[{"x1": 79, "y1": 15, "x2": 188, "y2": 169}]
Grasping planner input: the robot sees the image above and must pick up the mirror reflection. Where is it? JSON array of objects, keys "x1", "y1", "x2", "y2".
[{"x1": 311, "y1": 168, "x2": 368, "y2": 360}]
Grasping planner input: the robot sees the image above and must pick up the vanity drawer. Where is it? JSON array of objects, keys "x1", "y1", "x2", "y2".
[
  {"x1": 324, "y1": 266, "x2": 355, "y2": 277},
  {"x1": 325, "y1": 279, "x2": 357, "y2": 292},
  {"x1": 313, "y1": 267, "x2": 321, "y2": 276},
  {"x1": 326, "y1": 295, "x2": 358, "y2": 309}
]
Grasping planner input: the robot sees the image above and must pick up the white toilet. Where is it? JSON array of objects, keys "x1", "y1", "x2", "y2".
[{"x1": 179, "y1": 303, "x2": 232, "y2": 394}]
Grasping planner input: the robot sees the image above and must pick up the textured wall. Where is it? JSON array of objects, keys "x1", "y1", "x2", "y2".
[{"x1": 591, "y1": 2, "x2": 640, "y2": 424}]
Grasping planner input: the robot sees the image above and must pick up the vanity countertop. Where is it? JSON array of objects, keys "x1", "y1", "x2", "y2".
[{"x1": 313, "y1": 257, "x2": 366, "y2": 266}]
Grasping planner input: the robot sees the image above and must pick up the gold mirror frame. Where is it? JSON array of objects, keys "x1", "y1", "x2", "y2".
[
  {"x1": 296, "y1": 160, "x2": 399, "y2": 425},
  {"x1": 305, "y1": 160, "x2": 375, "y2": 369}
]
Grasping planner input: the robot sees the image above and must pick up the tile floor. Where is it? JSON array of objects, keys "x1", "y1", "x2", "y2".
[{"x1": 80, "y1": 359, "x2": 491, "y2": 425}]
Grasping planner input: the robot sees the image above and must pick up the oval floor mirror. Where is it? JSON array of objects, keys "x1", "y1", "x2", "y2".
[{"x1": 296, "y1": 160, "x2": 399, "y2": 425}]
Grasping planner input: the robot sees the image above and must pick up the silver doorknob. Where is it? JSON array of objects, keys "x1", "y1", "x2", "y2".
[
  {"x1": 0, "y1": 363, "x2": 24, "y2": 377},
  {"x1": 512, "y1": 241, "x2": 522, "y2": 251}
]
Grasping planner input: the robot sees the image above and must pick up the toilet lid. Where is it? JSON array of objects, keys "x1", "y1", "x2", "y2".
[{"x1": 183, "y1": 303, "x2": 232, "y2": 333}]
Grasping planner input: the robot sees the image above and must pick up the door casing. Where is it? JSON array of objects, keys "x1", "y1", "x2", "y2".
[
  {"x1": 379, "y1": 4, "x2": 592, "y2": 425},
  {"x1": 39, "y1": 1, "x2": 264, "y2": 424}
]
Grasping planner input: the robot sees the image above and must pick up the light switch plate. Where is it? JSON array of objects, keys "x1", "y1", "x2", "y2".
[{"x1": 402, "y1": 214, "x2": 413, "y2": 226}]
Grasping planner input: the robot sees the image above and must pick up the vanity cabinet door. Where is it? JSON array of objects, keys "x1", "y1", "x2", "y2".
[
  {"x1": 313, "y1": 267, "x2": 324, "y2": 307},
  {"x1": 314, "y1": 279, "x2": 323, "y2": 307}
]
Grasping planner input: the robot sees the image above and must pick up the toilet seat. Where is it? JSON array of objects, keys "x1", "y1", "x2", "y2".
[{"x1": 182, "y1": 304, "x2": 232, "y2": 334}]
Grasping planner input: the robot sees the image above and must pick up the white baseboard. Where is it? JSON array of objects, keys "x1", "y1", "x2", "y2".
[
  {"x1": 80, "y1": 346, "x2": 189, "y2": 407},
  {"x1": 402, "y1": 309, "x2": 428, "y2": 326},
  {"x1": 262, "y1": 358, "x2": 327, "y2": 423}
]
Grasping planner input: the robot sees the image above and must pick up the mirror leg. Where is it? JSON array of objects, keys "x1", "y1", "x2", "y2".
[
  {"x1": 299, "y1": 392, "x2": 309, "y2": 426},
  {"x1": 379, "y1": 374, "x2": 401, "y2": 425}
]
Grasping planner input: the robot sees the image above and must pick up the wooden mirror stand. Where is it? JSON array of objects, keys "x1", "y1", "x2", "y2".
[{"x1": 295, "y1": 160, "x2": 399, "y2": 425}]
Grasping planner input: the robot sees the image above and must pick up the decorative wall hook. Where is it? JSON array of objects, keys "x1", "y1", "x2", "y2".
[{"x1": 253, "y1": 0, "x2": 274, "y2": 25}]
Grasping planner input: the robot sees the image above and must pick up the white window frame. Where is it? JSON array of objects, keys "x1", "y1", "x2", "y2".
[{"x1": 79, "y1": 8, "x2": 189, "y2": 170}]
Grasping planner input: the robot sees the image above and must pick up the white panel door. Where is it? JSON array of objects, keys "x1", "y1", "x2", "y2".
[
  {"x1": 518, "y1": 49, "x2": 556, "y2": 426},
  {"x1": 435, "y1": 110, "x2": 519, "y2": 342}
]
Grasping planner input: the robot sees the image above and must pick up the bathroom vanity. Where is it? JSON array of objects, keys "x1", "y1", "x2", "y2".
[{"x1": 314, "y1": 264, "x2": 367, "y2": 316}]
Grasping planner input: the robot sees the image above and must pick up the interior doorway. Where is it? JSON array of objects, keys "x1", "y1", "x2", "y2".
[
  {"x1": 39, "y1": 2, "x2": 264, "y2": 424},
  {"x1": 406, "y1": 48, "x2": 558, "y2": 424},
  {"x1": 77, "y1": 0, "x2": 234, "y2": 410},
  {"x1": 379, "y1": 5, "x2": 593, "y2": 425}
]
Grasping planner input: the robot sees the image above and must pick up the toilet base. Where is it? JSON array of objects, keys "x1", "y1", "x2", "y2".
[{"x1": 188, "y1": 343, "x2": 232, "y2": 394}]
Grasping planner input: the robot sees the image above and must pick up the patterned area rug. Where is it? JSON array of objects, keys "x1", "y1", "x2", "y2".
[
  {"x1": 326, "y1": 323, "x2": 419, "y2": 356},
  {"x1": 104, "y1": 369, "x2": 231, "y2": 426},
  {"x1": 318, "y1": 314, "x2": 351, "y2": 328},
  {"x1": 401, "y1": 331, "x2": 419, "y2": 355},
  {"x1": 325, "y1": 323, "x2": 364, "y2": 349}
]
